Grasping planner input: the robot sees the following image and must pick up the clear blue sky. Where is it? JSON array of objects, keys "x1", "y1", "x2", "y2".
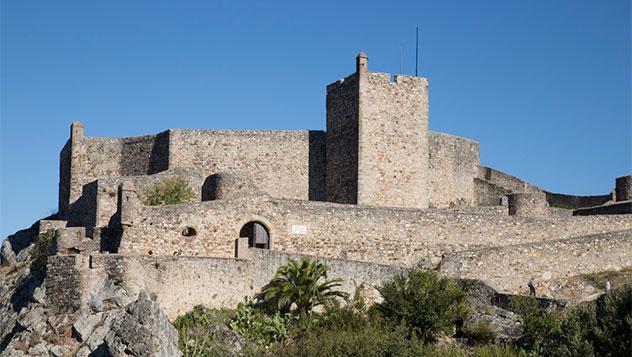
[{"x1": 1, "y1": 0, "x2": 630, "y2": 238}]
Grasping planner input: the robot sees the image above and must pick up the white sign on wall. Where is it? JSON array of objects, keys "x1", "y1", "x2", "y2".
[{"x1": 291, "y1": 224, "x2": 308, "y2": 235}]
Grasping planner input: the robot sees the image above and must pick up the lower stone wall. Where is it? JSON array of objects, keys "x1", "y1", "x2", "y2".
[
  {"x1": 46, "y1": 255, "x2": 83, "y2": 313},
  {"x1": 573, "y1": 201, "x2": 632, "y2": 216},
  {"x1": 474, "y1": 178, "x2": 510, "y2": 207},
  {"x1": 438, "y1": 230, "x2": 632, "y2": 295},
  {"x1": 82, "y1": 250, "x2": 404, "y2": 319},
  {"x1": 545, "y1": 192, "x2": 613, "y2": 209},
  {"x1": 477, "y1": 166, "x2": 541, "y2": 193},
  {"x1": 117, "y1": 195, "x2": 632, "y2": 268}
]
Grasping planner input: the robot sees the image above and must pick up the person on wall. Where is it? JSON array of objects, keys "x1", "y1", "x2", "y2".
[{"x1": 528, "y1": 277, "x2": 536, "y2": 296}]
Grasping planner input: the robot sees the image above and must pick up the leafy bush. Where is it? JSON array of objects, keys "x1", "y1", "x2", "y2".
[
  {"x1": 142, "y1": 177, "x2": 195, "y2": 206},
  {"x1": 228, "y1": 302, "x2": 292, "y2": 347},
  {"x1": 595, "y1": 282, "x2": 632, "y2": 356},
  {"x1": 508, "y1": 285, "x2": 632, "y2": 357},
  {"x1": 259, "y1": 258, "x2": 349, "y2": 316},
  {"x1": 269, "y1": 322, "x2": 447, "y2": 357},
  {"x1": 508, "y1": 296, "x2": 561, "y2": 353},
  {"x1": 30, "y1": 230, "x2": 54, "y2": 271},
  {"x1": 461, "y1": 322, "x2": 497, "y2": 345},
  {"x1": 375, "y1": 269, "x2": 468, "y2": 342},
  {"x1": 537, "y1": 302, "x2": 597, "y2": 357},
  {"x1": 173, "y1": 305, "x2": 242, "y2": 356}
]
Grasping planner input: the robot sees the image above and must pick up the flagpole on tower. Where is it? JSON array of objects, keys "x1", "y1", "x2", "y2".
[{"x1": 415, "y1": 26, "x2": 419, "y2": 77}]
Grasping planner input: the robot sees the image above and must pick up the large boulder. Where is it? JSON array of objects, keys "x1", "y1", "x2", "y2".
[
  {"x1": 105, "y1": 289, "x2": 182, "y2": 357},
  {"x1": 461, "y1": 280, "x2": 524, "y2": 342}
]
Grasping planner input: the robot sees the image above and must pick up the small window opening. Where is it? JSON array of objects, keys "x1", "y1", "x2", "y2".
[
  {"x1": 182, "y1": 227, "x2": 197, "y2": 237},
  {"x1": 239, "y1": 221, "x2": 270, "y2": 249}
]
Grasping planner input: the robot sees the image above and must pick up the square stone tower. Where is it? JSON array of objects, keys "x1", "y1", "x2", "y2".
[{"x1": 326, "y1": 52, "x2": 429, "y2": 208}]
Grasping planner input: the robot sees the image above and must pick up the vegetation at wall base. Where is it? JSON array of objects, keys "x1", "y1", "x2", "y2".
[
  {"x1": 173, "y1": 259, "x2": 632, "y2": 356},
  {"x1": 375, "y1": 269, "x2": 468, "y2": 342},
  {"x1": 508, "y1": 283, "x2": 632, "y2": 357},
  {"x1": 142, "y1": 176, "x2": 195, "y2": 206}
]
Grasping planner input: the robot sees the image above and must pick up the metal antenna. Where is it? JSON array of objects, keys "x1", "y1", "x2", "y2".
[
  {"x1": 400, "y1": 47, "x2": 403, "y2": 74},
  {"x1": 415, "y1": 26, "x2": 419, "y2": 76}
]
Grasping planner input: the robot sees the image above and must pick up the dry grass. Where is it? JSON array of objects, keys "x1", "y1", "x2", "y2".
[{"x1": 577, "y1": 267, "x2": 632, "y2": 290}]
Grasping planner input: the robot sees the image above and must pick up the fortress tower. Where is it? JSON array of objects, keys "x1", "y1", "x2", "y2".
[{"x1": 326, "y1": 52, "x2": 429, "y2": 208}]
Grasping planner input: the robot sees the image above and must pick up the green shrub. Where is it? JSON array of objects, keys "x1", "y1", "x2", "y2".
[
  {"x1": 173, "y1": 305, "x2": 241, "y2": 356},
  {"x1": 537, "y1": 302, "x2": 597, "y2": 357},
  {"x1": 461, "y1": 322, "x2": 497, "y2": 345},
  {"x1": 375, "y1": 269, "x2": 468, "y2": 342},
  {"x1": 228, "y1": 302, "x2": 292, "y2": 347},
  {"x1": 142, "y1": 177, "x2": 195, "y2": 206},
  {"x1": 30, "y1": 230, "x2": 54, "y2": 271},
  {"x1": 595, "y1": 282, "x2": 632, "y2": 356},
  {"x1": 508, "y1": 296, "x2": 561, "y2": 353},
  {"x1": 507, "y1": 284, "x2": 632, "y2": 357},
  {"x1": 269, "y1": 322, "x2": 450, "y2": 357}
]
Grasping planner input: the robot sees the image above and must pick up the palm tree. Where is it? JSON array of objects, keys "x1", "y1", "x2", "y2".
[{"x1": 260, "y1": 258, "x2": 349, "y2": 316}]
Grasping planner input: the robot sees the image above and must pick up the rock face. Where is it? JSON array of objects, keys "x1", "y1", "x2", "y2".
[
  {"x1": 0, "y1": 234, "x2": 182, "y2": 357},
  {"x1": 461, "y1": 280, "x2": 523, "y2": 342},
  {"x1": 105, "y1": 290, "x2": 182, "y2": 357}
]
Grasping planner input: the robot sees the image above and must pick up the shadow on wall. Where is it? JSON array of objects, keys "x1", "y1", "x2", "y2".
[
  {"x1": 120, "y1": 131, "x2": 170, "y2": 177},
  {"x1": 66, "y1": 181, "x2": 98, "y2": 229},
  {"x1": 99, "y1": 196, "x2": 124, "y2": 253},
  {"x1": 308, "y1": 131, "x2": 326, "y2": 201}
]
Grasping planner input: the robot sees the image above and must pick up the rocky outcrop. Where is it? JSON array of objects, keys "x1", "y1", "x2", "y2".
[
  {"x1": 0, "y1": 228, "x2": 181, "y2": 356},
  {"x1": 1, "y1": 285, "x2": 181, "y2": 356},
  {"x1": 460, "y1": 280, "x2": 523, "y2": 342},
  {"x1": 104, "y1": 290, "x2": 182, "y2": 357}
]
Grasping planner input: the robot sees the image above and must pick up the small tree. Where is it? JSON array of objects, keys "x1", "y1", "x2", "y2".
[
  {"x1": 143, "y1": 177, "x2": 195, "y2": 206},
  {"x1": 376, "y1": 269, "x2": 467, "y2": 342},
  {"x1": 260, "y1": 258, "x2": 349, "y2": 317}
]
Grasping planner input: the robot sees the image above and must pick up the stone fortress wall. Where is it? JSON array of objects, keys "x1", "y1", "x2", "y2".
[
  {"x1": 59, "y1": 125, "x2": 327, "y2": 226},
  {"x1": 475, "y1": 166, "x2": 615, "y2": 209},
  {"x1": 111, "y1": 183, "x2": 632, "y2": 268},
  {"x1": 168, "y1": 129, "x2": 326, "y2": 201},
  {"x1": 429, "y1": 132, "x2": 479, "y2": 207},
  {"x1": 45, "y1": 227, "x2": 632, "y2": 320},
  {"x1": 439, "y1": 230, "x2": 632, "y2": 294},
  {"x1": 47, "y1": 249, "x2": 404, "y2": 319}
]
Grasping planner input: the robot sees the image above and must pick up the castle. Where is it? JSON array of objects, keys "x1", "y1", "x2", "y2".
[{"x1": 5, "y1": 53, "x2": 632, "y2": 319}]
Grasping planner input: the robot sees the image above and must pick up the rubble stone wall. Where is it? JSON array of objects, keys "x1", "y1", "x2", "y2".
[
  {"x1": 439, "y1": 230, "x2": 632, "y2": 294},
  {"x1": 94, "y1": 168, "x2": 208, "y2": 227},
  {"x1": 117, "y1": 194, "x2": 632, "y2": 267},
  {"x1": 84, "y1": 250, "x2": 403, "y2": 319},
  {"x1": 168, "y1": 129, "x2": 324, "y2": 201},
  {"x1": 60, "y1": 131, "x2": 170, "y2": 222},
  {"x1": 474, "y1": 178, "x2": 511, "y2": 206},
  {"x1": 428, "y1": 132, "x2": 479, "y2": 207},
  {"x1": 46, "y1": 255, "x2": 84, "y2": 313}
]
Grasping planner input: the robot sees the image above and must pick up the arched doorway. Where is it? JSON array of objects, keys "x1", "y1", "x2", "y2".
[{"x1": 239, "y1": 221, "x2": 270, "y2": 249}]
